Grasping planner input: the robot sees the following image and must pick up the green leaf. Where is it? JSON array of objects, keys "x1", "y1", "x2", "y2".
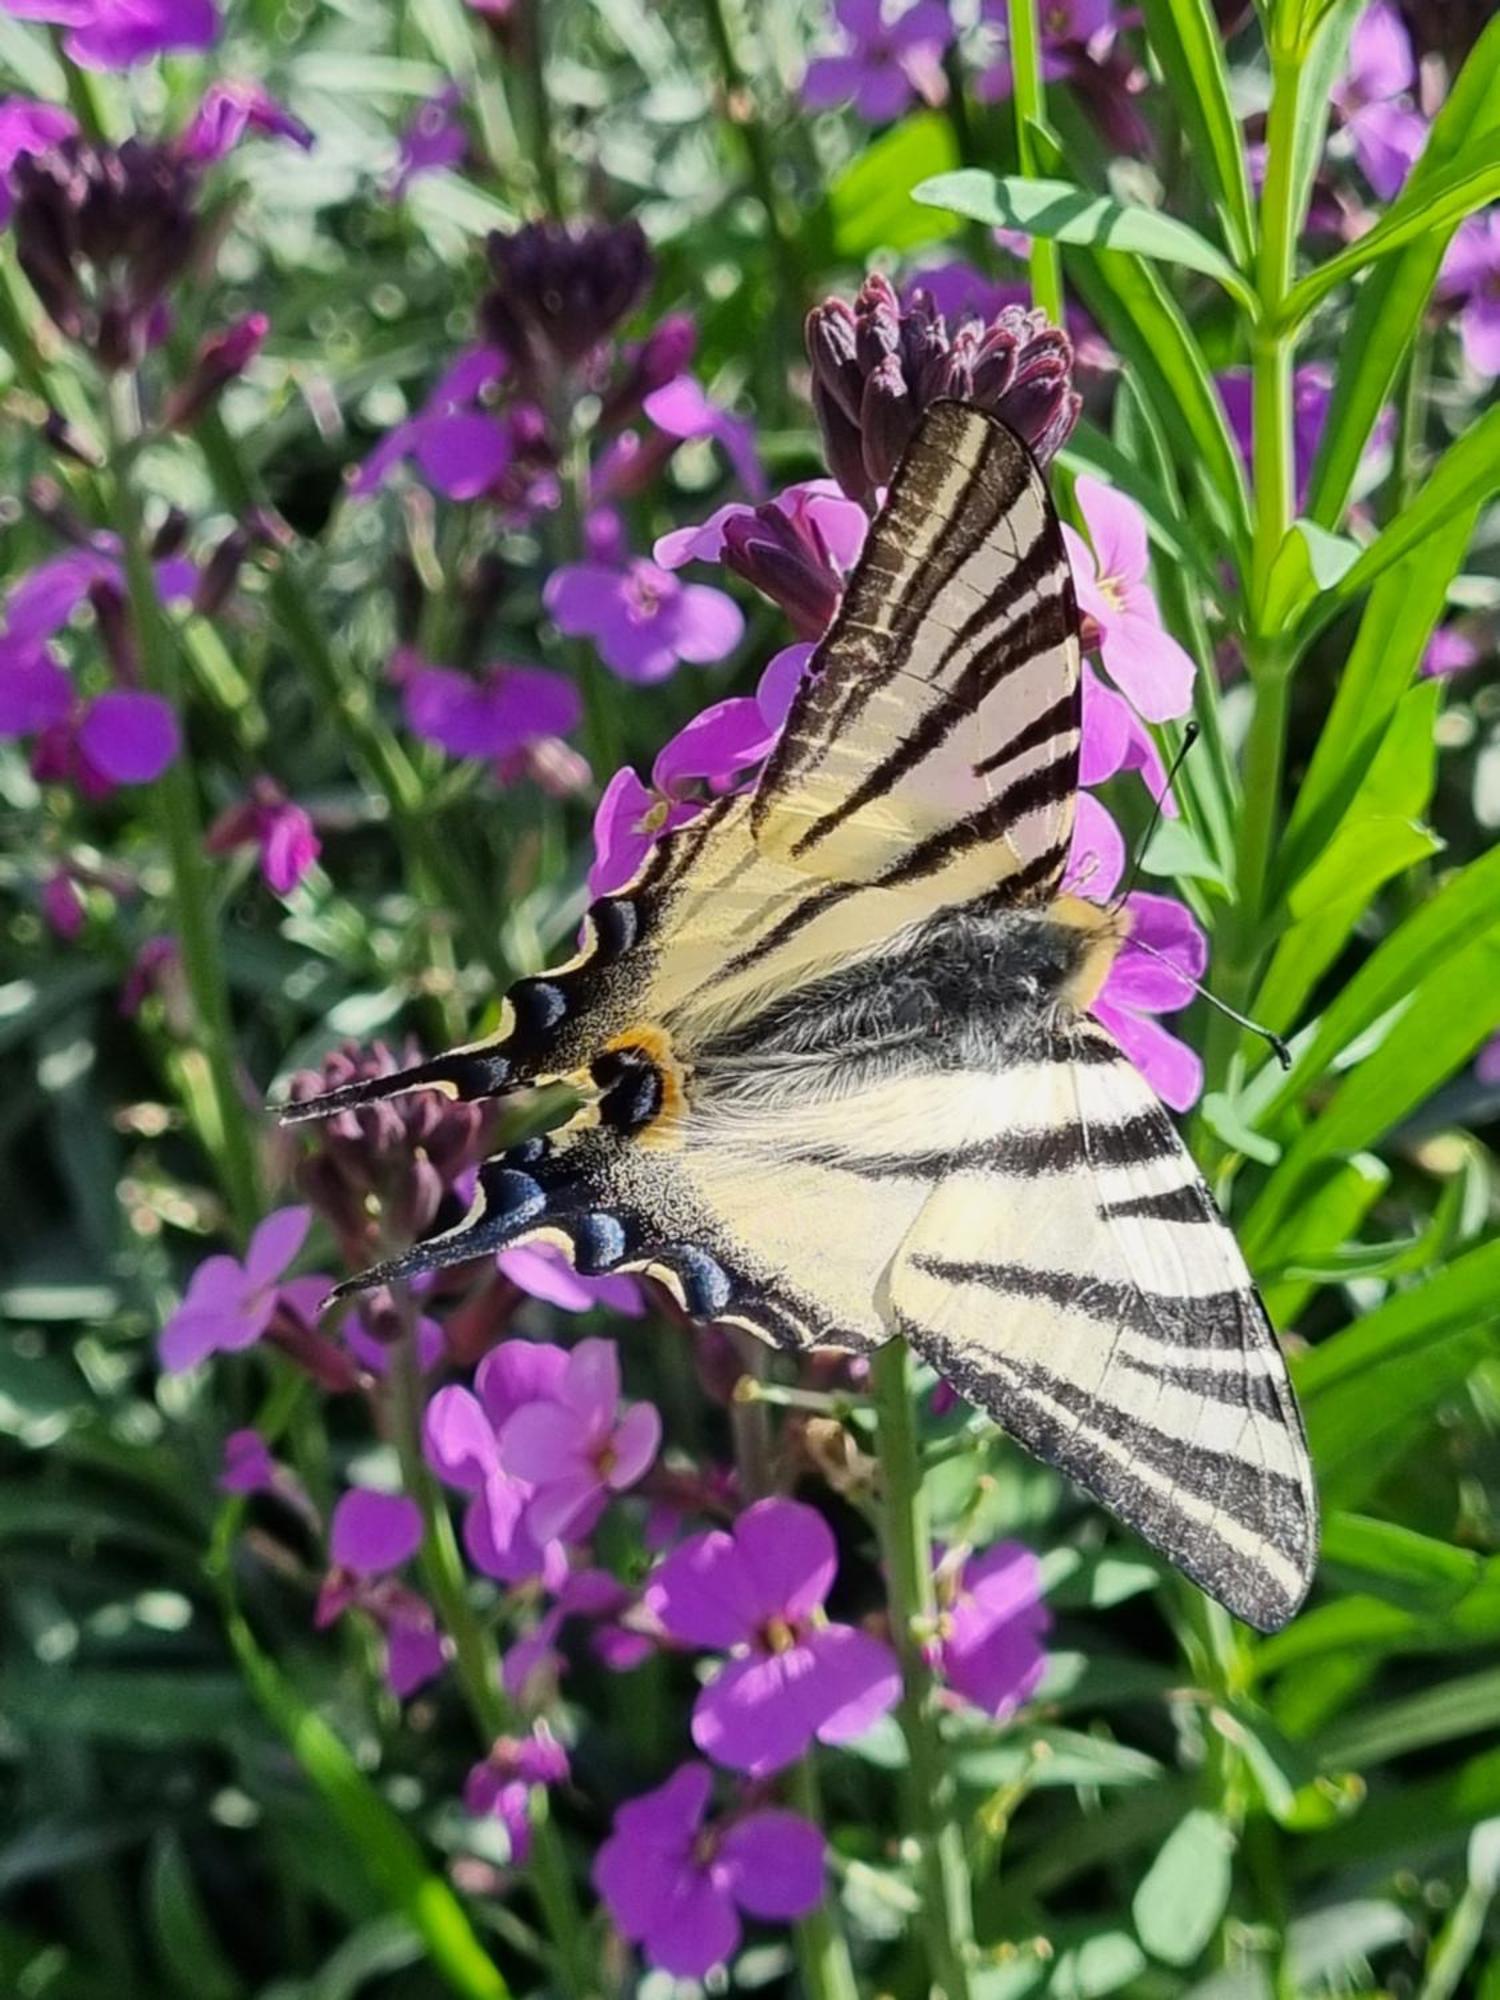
[
  {"x1": 912, "y1": 170, "x2": 1257, "y2": 311},
  {"x1": 1137, "y1": 0, "x2": 1256, "y2": 266},
  {"x1": 1319, "y1": 1512, "x2": 1481, "y2": 1603},
  {"x1": 1318, "y1": 1667, "x2": 1500, "y2": 1771},
  {"x1": 1297, "y1": 1744, "x2": 1500, "y2": 1874},
  {"x1": 221, "y1": 1602, "x2": 509, "y2": 2000},
  {"x1": 1317, "y1": 405, "x2": 1500, "y2": 621},
  {"x1": 3, "y1": 1672, "x2": 253, "y2": 1747},
  {"x1": 1131, "y1": 1811, "x2": 1234, "y2": 1967},
  {"x1": 1259, "y1": 1153, "x2": 1389, "y2": 1322},
  {"x1": 146, "y1": 1835, "x2": 244, "y2": 2000},
  {"x1": 1285, "y1": 0, "x2": 1365, "y2": 247},
  {"x1": 1200, "y1": 1090, "x2": 1282, "y2": 1167},
  {"x1": 973, "y1": 1928, "x2": 1147, "y2": 2000},
  {"x1": 829, "y1": 112, "x2": 960, "y2": 258},
  {"x1": 1140, "y1": 817, "x2": 1231, "y2": 896},
  {"x1": 1306, "y1": 13, "x2": 1500, "y2": 525},
  {"x1": 1280, "y1": 141, "x2": 1500, "y2": 328}
]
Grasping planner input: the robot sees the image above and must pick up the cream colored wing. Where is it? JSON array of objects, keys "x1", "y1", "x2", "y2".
[
  {"x1": 752, "y1": 401, "x2": 1080, "y2": 903},
  {"x1": 883, "y1": 1020, "x2": 1318, "y2": 1632}
]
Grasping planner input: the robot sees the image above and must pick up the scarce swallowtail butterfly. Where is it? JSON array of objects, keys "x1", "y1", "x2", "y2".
[{"x1": 283, "y1": 400, "x2": 1318, "y2": 1633}]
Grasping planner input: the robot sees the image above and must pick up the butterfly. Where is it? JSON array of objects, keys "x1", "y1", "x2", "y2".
[{"x1": 283, "y1": 400, "x2": 1317, "y2": 1633}]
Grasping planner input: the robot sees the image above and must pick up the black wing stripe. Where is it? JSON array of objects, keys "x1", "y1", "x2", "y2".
[
  {"x1": 908, "y1": 1253, "x2": 1259, "y2": 1351},
  {"x1": 1099, "y1": 1185, "x2": 1217, "y2": 1225},
  {"x1": 873, "y1": 751, "x2": 1076, "y2": 889},
  {"x1": 781, "y1": 1109, "x2": 1179, "y2": 1182},
  {"x1": 974, "y1": 688, "x2": 1079, "y2": 776}
]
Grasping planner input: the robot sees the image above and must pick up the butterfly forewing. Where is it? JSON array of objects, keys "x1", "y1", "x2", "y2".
[{"x1": 754, "y1": 401, "x2": 1081, "y2": 904}]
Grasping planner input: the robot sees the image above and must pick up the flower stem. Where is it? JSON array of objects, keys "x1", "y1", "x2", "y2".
[
  {"x1": 102, "y1": 384, "x2": 263, "y2": 1240},
  {"x1": 516, "y1": 0, "x2": 561, "y2": 216},
  {"x1": 871, "y1": 1336, "x2": 975, "y2": 2000},
  {"x1": 386, "y1": 1317, "x2": 596, "y2": 2000},
  {"x1": 1006, "y1": 0, "x2": 1064, "y2": 326}
]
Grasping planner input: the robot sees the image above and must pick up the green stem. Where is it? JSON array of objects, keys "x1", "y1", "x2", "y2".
[
  {"x1": 698, "y1": 0, "x2": 801, "y2": 416},
  {"x1": 789, "y1": 1760, "x2": 861, "y2": 2000},
  {"x1": 516, "y1": 0, "x2": 561, "y2": 215},
  {"x1": 386, "y1": 1319, "x2": 595, "y2": 2000},
  {"x1": 192, "y1": 410, "x2": 511, "y2": 998},
  {"x1": 871, "y1": 1338, "x2": 975, "y2": 2000},
  {"x1": 1006, "y1": 0, "x2": 1064, "y2": 326},
  {"x1": 103, "y1": 384, "x2": 262, "y2": 1239}
]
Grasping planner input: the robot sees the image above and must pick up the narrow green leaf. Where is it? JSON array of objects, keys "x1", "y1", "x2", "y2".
[
  {"x1": 1317, "y1": 405, "x2": 1500, "y2": 619},
  {"x1": 1320, "y1": 1512, "x2": 1482, "y2": 1602},
  {"x1": 1137, "y1": 0, "x2": 1256, "y2": 265},
  {"x1": 221, "y1": 1604, "x2": 509, "y2": 2000},
  {"x1": 1295, "y1": 1745, "x2": 1500, "y2": 1875},
  {"x1": 146, "y1": 1835, "x2": 244, "y2": 2000},
  {"x1": 1285, "y1": 0, "x2": 1364, "y2": 246},
  {"x1": 1132, "y1": 1811, "x2": 1235, "y2": 1967},
  {"x1": 1320, "y1": 1670, "x2": 1500, "y2": 1772},
  {"x1": 1306, "y1": 14, "x2": 1500, "y2": 525},
  {"x1": 913, "y1": 170, "x2": 1258, "y2": 311},
  {"x1": 1281, "y1": 144, "x2": 1500, "y2": 328},
  {"x1": 831, "y1": 113, "x2": 960, "y2": 257},
  {"x1": 1259, "y1": 1153, "x2": 1389, "y2": 1323}
]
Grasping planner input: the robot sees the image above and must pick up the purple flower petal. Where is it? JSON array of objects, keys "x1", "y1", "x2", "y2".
[
  {"x1": 76, "y1": 691, "x2": 180, "y2": 785},
  {"x1": 423, "y1": 1384, "x2": 499, "y2": 1491},
  {"x1": 671, "y1": 582, "x2": 745, "y2": 665},
  {"x1": 244, "y1": 1204, "x2": 311, "y2": 1287},
  {"x1": 639, "y1": 1873, "x2": 741, "y2": 1978},
  {"x1": 718, "y1": 1810, "x2": 826, "y2": 1920},
  {"x1": 607, "y1": 1398, "x2": 662, "y2": 1489},
  {"x1": 1065, "y1": 792, "x2": 1125, "y2": 903},
  {"x1": 757, "y1": 642, "x2": 814, "y2": 729},
  {"x1": 1092, "y1": 998, "x2": 1203, "y2": 1113},
  {"x1": 734, "y1": 1498, "x2": 838, "y2": 1623},
  {"x1": 651, "y1": 697, "x2": 774, "y2": 797},
  {"x1": 0, "y1": 647, "x2": 72, "y2": 736},
  {"x1": 941, "y1": 1541, "x2": 1049, "y2": 1719},
  {"x1": 1075, "y1": 475, "x2": 1147, "y2": 589},
  {"x1": 691, "y1": 1643, "x2": 832, "y2": 1775},
  {"x1": 647, "y1": 1528, "x2": 760, "y2": 1650},
  {"x1": 330, "y1": 1489, "x2": 424, "y2": 1574},
  {"x1": 411, "y1": 412, "x2": 511, "y2": 500},
  {"x1": 499, "y1": 1243, "x2": 595, "y2": 1310},
  {"x1": 1099, "y1": 614, "x2": 1195, "y2": 725},
  {"x1": 524, "y1": 1469, "x2": 606, "y2": 1545},
  {"x1": 475, "y1": 1339, "x2": 570, "y2": 1428},
  {"x1": 805, "y1": 1624, "x2": 902, "y2": 1746},
  {"x1": 386, "y1": 1614, "x2": 447, "y2": 1697},
  {"x1": 559, "y1": 1335, "x2": 619, "y2": 1430},
  {"x1": 218, "y1": 1427, "x2": 279, "y2": 1494},
  {"x1": 498, "y1": 1400, "x2": 586, "y2": 1486}
]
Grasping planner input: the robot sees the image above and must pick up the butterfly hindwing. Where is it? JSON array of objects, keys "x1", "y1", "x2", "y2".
[
  {"x1": 884, "y1": 1020, "x2": 1317, "y2": 1631},
  {"x1": 754, "y1": 400, "x2": 1081, "y2": 904}
]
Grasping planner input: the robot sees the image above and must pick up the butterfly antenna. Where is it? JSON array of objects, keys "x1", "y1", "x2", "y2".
[
  {"x1": 1113, "y1": 722, "x2": 1199, "y2": 911},
  {"x1": 1128, "y1": 937, "x2": 1292, "y2": 1071}
]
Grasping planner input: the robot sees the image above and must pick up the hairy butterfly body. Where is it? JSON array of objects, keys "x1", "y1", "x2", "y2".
[{"x1": 284, "y1": 402, "x2": 1317, "y2": 1632}]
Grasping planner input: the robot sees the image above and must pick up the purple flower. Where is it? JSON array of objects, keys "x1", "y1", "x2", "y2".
[
  {"x1": 385, "y1": 1610, "x2": 447, "y2": 1697},
  {"x1": 0, "y1": 0, "x2": 218, "y2": 69},
  {"x1": 205, "y1": 778, "x2": 320, "y2": 895},
  {"x1": 218, "y1": 1427, "x2": 281, "y2": 1495},
  {"x1": 1423, "y1": 625, "x2": 1481, "y2": 677},
  {"x1": 587, "y1": 644, "x2": 811, "y2": 895},
  {"x1": 40, "y1": 867, "x2": 86, "y2": 940},
  {"x1": 34, "y1": 684, "x2": 181, "y2": 794},
  {"x1": 423, "y1": 1344, "x2": 573, "y2": 1587},
  {"x1": 1477, "y1": 1033, "x2": 1500, "y2": 1088},
  {"x1": 179, "y1": 80, "x2": 313, "y2": 163},
  {"x1": 158, "y1": 1206, "x2": 312, "y2": 1372},
  {"x1": 394, "y1": 652, "x2": 581, "y2": 768},
  {"x1": 1080, "y1": 664, "x2": 1175, "y2": 815},
  {"x1": 1, "y1": 543, "x2": 195, "y2": 663},
  {"x1": 936, "y1": 1542, "x2": 1048, "y2": 1719},
  {"x1": 1063, "y1": 477, "x2": 1195, "y2": 724},
  {"x1": 351, "y1": 346, "x2": 513, "y2": 501},
  {"x1": 647, "y1": 1497, "x2": 901, "y2": 1776},
  {"x1": 802, "y1": 0, "x2": 953, "y2": 123},
  {"x1": 330, "y1": 1488, "x2": 424, "y2": 1573},
  {"x1": 0, "y1": 98, "x2": 76, "y2": 226},
  {"x1": 657, "y1": 481, "x2": 869, "y2": 640},
  {"x1": 641, "y1": 375, "x2": 766, "y2": 501},
  {"x1": 1331, "y1": 2, "x2": 1426, "y2": 198},
  {"x1": 163, "y1": 313, "x2": 269, "y2": 427},
  {"x1": 543, "y1": 558, "x2": 743, "y2": 684},
  {"x1": 498, "y1": 1242, "x2": 644, "y2": 1317},
  {"x1": 391, "y1": 85, "x2": 466, "y2": 194},
  {"x1": 1440, "y1": 211, "x2": 1500, "y2": 377},
  {"x1": 498, "y1": 1337, "x2": 662, "y2": 1543},
  {"x1": 593, "y1": 1761, "x2": 825, "y2": 1978},
  {"x1": 464, "y1": 1728, "x2": 569, "y2": 1865},
  {"x1": 480, "y1": 217, "x2": 652, "y2": 387}
]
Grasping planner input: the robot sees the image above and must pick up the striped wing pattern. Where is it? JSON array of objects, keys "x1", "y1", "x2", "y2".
[
  {"x1": 753, "y1": 400, "x2": 1081, "y2": 905},
  {"x1": 886, "y1": 1022, "x2": 1317, "y2": 1632}
]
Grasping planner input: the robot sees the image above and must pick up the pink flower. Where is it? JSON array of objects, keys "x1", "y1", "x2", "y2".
[
  {"x1": 1063, "y1": 477, "x2": 1195, "y2": 724},
  {"x1": 655, "y1": 480, "x2": 868, "y2": 640},
  {"x1": 498, "y1": 1338, "x2": 662, "y2": 1543},
  {"x1": 391, "y1": 85, "x2": 466, "y2": 194},
  {"x1": 0, "y1": 99, "x2": 76, "y2": 225},
  {"x1": 423, "y1": 1343, "x2": 574, "y2": 1586},
  {"x1": 594, "y1": 1761, "x2": 825, "y2": 1978},
  {"x1": 218, "y1": 1427, "x2": 280, "y2": 1495},
  {"x1": 464, "y1": 1729, "x2": 569, "y2": 1865},
  {"x1": 40, "y1": 867, "x2": 86, "y2": 940},
  {"x1": 499, "y1": 1242, "x2": 644, "y2": 1316},
  {"x1": 351, "y1": 347, "x2": 513, "y2": 501},
  {"x1": 163, "y1": 313, "x2": 270, "y2": 428},
  {"x1": 936, "y1": 1542, "x2": 1049, "y2": 1719},
  {"x1": 394, "y1": 652, "x2": 581, "y2": 769},
  {"x1": 641, "y1": 376, "x2": 765, "y2": 501},
  {"x1": 1079, "y1": 663, "x2": 1175, "y2": 816},
  {"x1": 0, "y1": 543, "x2": 195, "y2": 665},
  {"x1": 587, "y1": 644, "x2": 811, "y2": 895},
  {"x1": 1440, "y1": 211, "x2": 1500, "y2": 377},
  {"x1": 205, "y1": 778, "x2": 320, "y2": 895},
  {"x1": 330, "y1": 1488, "x2": 424, "y2": 1573},
  {"x1": 0, "y1": 0, "x2": 217, "y2": 68},
  {"x1": 179, "y1": 80, "x2": 313, "y2": 162},
  {"x1": 1065, "y1": 800, "x2": 1208, "y2": 1111},
  {"x1": 158, "y1": 1206, "x2": 312, "y2": 1372},
  {"x1": 1423, "y1": 626, "x2": 1481, "y2": 678},
  {"x1": 802, "y1": 0, "x2": 953, "y2": 123},
  {"x1": 1331, "y1": 2, "x2": 1426, "y2": 199},
  {"x1": 647, "y1": 1498, "x2": 901, "y2": 1776},
  {"x1": 543, "y1": 558, "x2": 743, "y2": 684},
  {"x1": 1477, "y1": 1034, "x2": 1500, "y2": 1089}
]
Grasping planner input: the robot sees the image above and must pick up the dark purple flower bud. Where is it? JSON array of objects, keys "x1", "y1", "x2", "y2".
[
  {"x1": 806, "y1": 273, "x2": 1080, "y2": 505},
  {"x1": 599, "y1": 311, "x2": 698, "y2": 428},
  {"x1": 286, "y1": 1040, "x2": 493, "y2": 1272},
  {"x1": 479, "y1": 216, "x2": 652, "y2": 387},
  {"x1": 721, "y1": 501, "x2": 845, "y2": 641},
  {"x1": 193, "y1": 527, "x2": 250, "y2": 619},
  {"x1": 163, "y1": 312, "x2": 268, "y2": 428},
  {"x1": 11, "y1": 137, "x2": 200, "y2": 372},
  {"x1": 87, "y1": 579, "x2": 138, "y2": 684}
]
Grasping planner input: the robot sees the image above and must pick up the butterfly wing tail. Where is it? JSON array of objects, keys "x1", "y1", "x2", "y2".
[{"x1": 277, "y1": 1045, "x2": 515, "y2": 1125}]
